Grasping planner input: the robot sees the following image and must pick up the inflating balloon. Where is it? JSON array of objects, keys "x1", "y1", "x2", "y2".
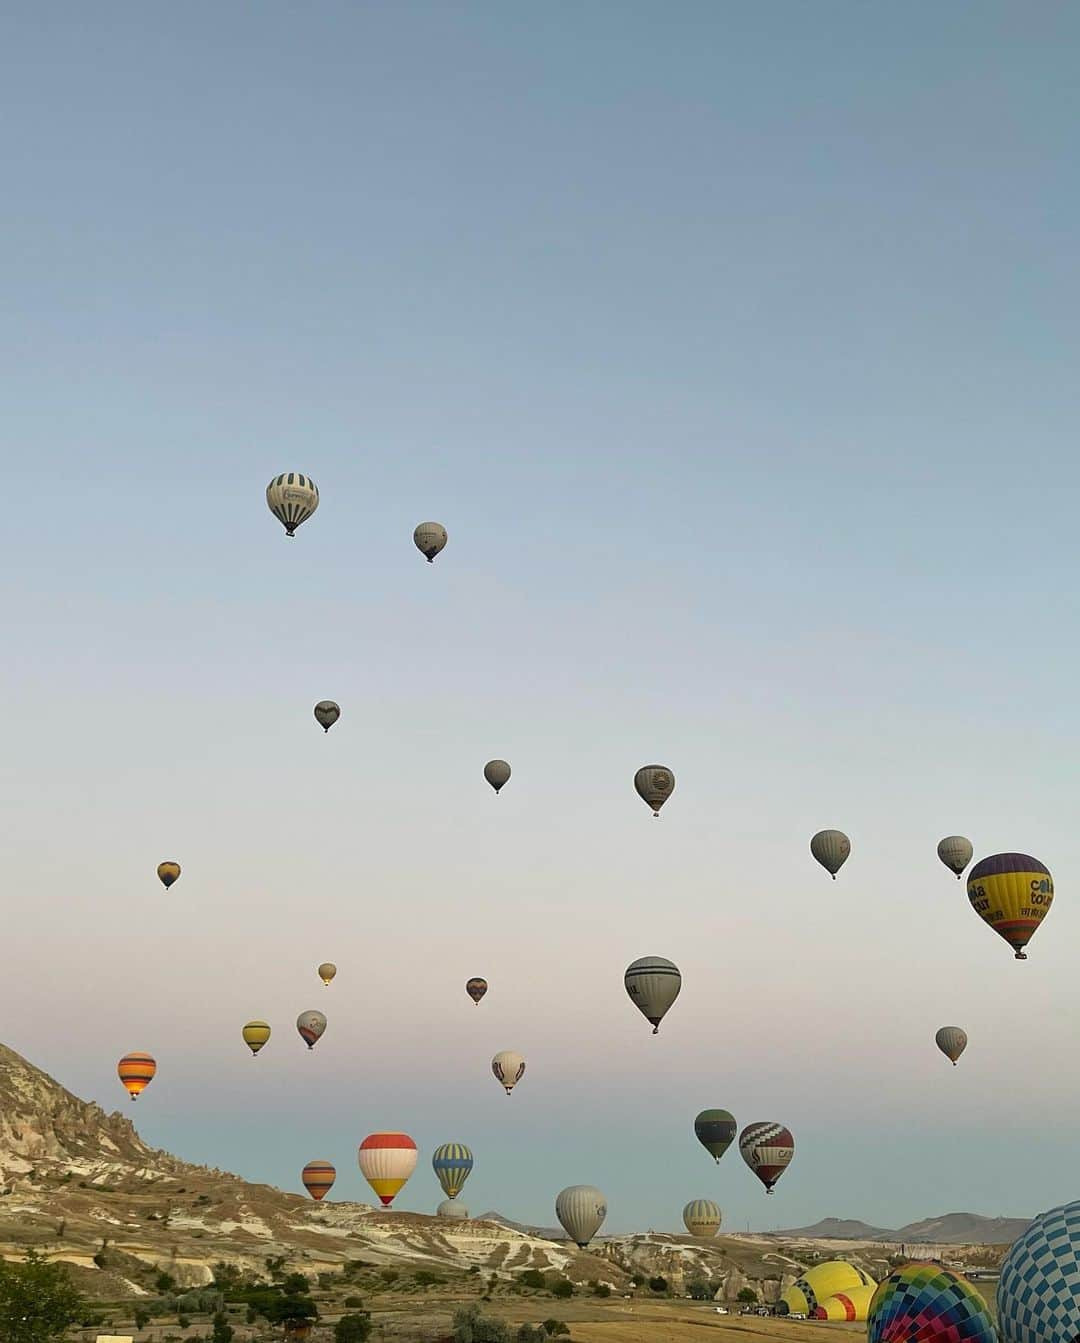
[
  {"x1": 296, "y1": 1010, "x2": 327, "y2": 1050},
  {"x1": 624, "y1": 956, "x2": 681, "y2": 1033},
  {"x1": 413, "y1": 522, "x2": 447, "y2": 562},
  {"x1": 739, "y1": 1121, "x2": 794, "y2": 1194},
  {"x1": 812, "y1": 1286, "x2": 877, "y2": 1321},
  {"x1": 491, "y1": 1050, "x2": 525, "y2": 1094},
  {"x1": 437, "y1": 1199, "x2": 469, "y2": 1220},
  {"x1": 314, "y1": 701, "x2": 340, "y2": 732},
  {"x1": 868, "y1": 1263, "x2": 995, "y2": 1342},
  {"x1": 484, "y1": 760, "x2": 511, "y2": 794},
  {"x1": 935, "y1": 1026, "x2": 967, "y2": 1066},
  {"x1": 967, "y1": 852, "x2": 1053, "y2": 959},
  {"x1": 466, "y1": 977, "x2": 488, "y2": 1006},
  {"x1": 555, "y1": 1185, "x2": 607, "y2": 1248},
  {"x1": 156, "y1": 862, "x2": 181, "y2": 890},
  {"x1": 432, "y1": 1143, "x2": 473, "y2": 1199},
  {"x1": 242, "y1": 1021, "x2": 271, "y2": 1056},
  {"x1": 998, "y1": 1200, "x2": 1080, "y2": 1342},
  {"x1": 810, "y1": 829, "x2": 850, "y2": 878},
  {"x1": 118, "y1": 1052, "x2": 156, "y2": 1101},
  {"x1": 694, "y1": 1109, "x2": 737, "y2": 1163},
  {"x1": 266, "y1": 473, "x2": 319, "y2": 537},
  {"x1": 683, "y1": 1199, "x2": 721, "y2": 1237},
  {"x1": 358, "y1": 1132, "x2": 417, "y2": 1206},
  {"x1": 778, "y1": 1263, "x2": 875, "y2": 1316},
  {"x1": 937, "y1": 835, "x2": 973, "y2": 878},
  {"x1": 634, "y1": 765, "x2": 675, "y2": 816},
  {"x1": 301, "y1": 1161, "x2": 335, "y2": 1201}
]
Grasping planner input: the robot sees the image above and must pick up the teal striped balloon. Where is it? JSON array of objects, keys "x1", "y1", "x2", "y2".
[{"x1": 432, "y1": 1142, "x2": 474, "y2": 1199}]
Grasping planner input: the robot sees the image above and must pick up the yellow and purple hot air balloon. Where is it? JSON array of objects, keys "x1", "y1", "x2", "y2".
[
  {"x1": 301, "y1": 1160, "x2": 336, "y2": 1201},
  {"x1": 967, "y1": 852, "x2": 1053, "y2": 959},
  {"x1": 118, "y1": 1052, "x2": 156, "y2": 1101},
  {"x1": 868, "y1": 1263, "x2": 995, "y2": 1342}
]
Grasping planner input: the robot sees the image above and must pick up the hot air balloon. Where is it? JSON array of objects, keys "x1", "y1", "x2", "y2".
[
  {"x1": 868, "y1": 1263, "x2": 995, "y2": 1342},
  {"x1": 491, "y1": 1050, "x2": 525, "y2": 1094},
  {"x1": 624, "y1": 956, "x2": 681, "y2": 1033},
  {"x1": 693, "y1": 1109, "x2": 737, "y2": 1163},
  {"x1": 466, "y1": 977, "x2": 488, "y2": 1006},
  {"x1": 432, "y1": 1143, "x2": 474, "y2": 1199},
  {"x1": 242, "y1": 1021, "x2": 271, "y2": 1056},
  {"x1": 634, "y1": 765, "x2": 675, "y2": 816},
  {"x1": 739, "y1": 1122, "x2": 794, "y2": 1194},
  {"x1": 682, "y1": 1199, "x2": 721, "y2": 1237},
  {"x1": 118, "y1": 1052, "x2": 156, "y2": 1101},
  {"x1": 778, "y1": 1263, "x2": 876, "y2": 1316},
  {"x1": 998, "y1": 1200, "x2": 1080, "y2": 1343},
  {"x1": 437, "y1": 1199, "x2": 469, "y2": 1220},
  {"x1": 266, "y1": 473, "x2": 319, "y2": 537},
  {"x1": 812, "y1": 1286, "x2": 878, "y2": 1322},
  {"x1": 296, "y1": 1010, "x2": 327, "y2": 1049},
  {"x1": 935, "y1": 1026, "x2": 967, "y2": 1066},
  {"x1": 810, "y1": 829, "x2": 850, "y2": 878},
  {"x1": 318, "y1": 963, "x2": 337, "y2": 987},
  {"x1": 301, "y1": 1161, "x2": 336, "y2": 1201},
  {"x1": 937, "y1": 835, "x2": 973, "y2": 878},
  {"x1": 967, "y1": 852, "x2": 1053, "y2": 959},
  {"x1": 413, "y1": 522, "x2": 447, "y2": 562},
  {"x1": 555, "y1": 1185, "x2": 607, "y2": 1248},
  {"x1": 484, "y1": 760, "x2": 511, "y2": 794},
  {"x1": 156, "y1": 862, "x2": 181, "y2": 890},
  {"x1": 358, "y1": 1132, "x2": 417, "y2": 1206},
  {"x1": 314, "y1": 701, "x2": 340, "y2": 733}
]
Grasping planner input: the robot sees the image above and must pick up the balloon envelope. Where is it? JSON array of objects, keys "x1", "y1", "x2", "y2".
[
  {"x1": 868, "y1": 1263, "x2": 995, "y2": 1342},
  {"x1": 296, "y1": 1010, "x2": 327, "y2": 1049},
  {"x1": 118, "y1": 1052, "x2": 156, "y2": 1101},
  {"x1": 314, "y1": 701, "x2": 340, "y2": 732},
  {"x1": 624, "y1": 956, "x2": 681, "y2": 1033},
  {"x1": 779, "y1": 1263, "x2": 875, "y2": 1316},
  {"x1": 935, "y1": 1026, "x2": 967, "y2": 1065},
  {"x1": 694, "y1": 1109, "x2": 737, "y2": 1163},
  {"x1": 812, "y1": 1285, "x2": 877, "y2": 1321},
  {"x1": 683, "y1": 1199, "x2": 721, "y2": 1237},
  {"x1": 998, "y1": 1200, "x2": 1080, "y2": 1343},
  {"x1": 556, "y1": 1185, "x2": 607, "y2": 1248},
  {"x1": 491, "y1": 1050, "x2": 526, "y2": 1094},
  {"x1": 937, "y1": 835, "x2": 973, "y2": 877},
  {"x1": 466, "y1": 977, "x2": 488, "y2": 1005},
  {"x1": 301, "y1": 1161, "x2": 335, "y2": 1201},
  {"x1": 967, "y1": 852, "x2": 1053, "y2": 959},
  {"x1": 810, "y1": 829, "x2": 850, "y2": 878},
  {"x1": 318, "y1": 963, "x2": 337, "y2": 986},
  {"x1": 242, "y1": 1021, "x2": 271, "y2": 1056},
  {"x1": 414, "y1": 522, "x2": 447, "y2": 561},
  {"x1": 266, "y1": 473, "x2": 319, "y2": 537},
  {"x1": 484, "y1": 759, "x2": 511, "y2": 793},
  {"x1": 437, "y1": 1199, "x2": 469, "y2": 1219},
  {"x1": 432, "y1": 1143, "x2": 474, "y2": 1199},
  {"x1": 156, "y1": 862, "x2": 180, "y2": 889},
  {"x1": 358, "y1": 1132, "x2": 417, "y2": 1206},
  {"x1": 634, "y1": 765, "x2": 675, "y2": 815},
  {"x1": 739, "y1": 1122, "x2": 794, "y2": 1193}
]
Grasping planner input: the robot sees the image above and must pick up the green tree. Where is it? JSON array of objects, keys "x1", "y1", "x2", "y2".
[
  {"x1": 541, "y1": 1322, "x2": 570, "y2": 1337},
  {"x1": 452, "y1": 1304, "x2": 511, "y2": 1343},
  {"x1": 629, "y1": 1273, "x2": 646, "y2": 1287},
  {"x1": 282, "y1": 1272, "x2": 309, "y2": 1295},
  {"x1": 737, "y1": 1286, "x2": 757, "y2": 1303},
  {"x1": 134, "y1": 1305, "x2": 152, "y2": 1329},
  {"x1": 379, "y1": 1268, "x2": 399, "y2": 1286},
  {"x1": 155, "y1": 1271, "x2": 177, "y2": 1293},
  {"x1": 550, "y1": 1278, "x2": 573, "y2": 1300},
  {"x1": 519, "y1": 1269, "x2": 546, "y2": 1289},
  {"x1": 334, "y1": 1312, "x2": 372, "y2": 1343},
  {"x1": 687, "y1": 1278, "x2": 712, "y2": 1301},
  {"x1": 0, "y1": 1252, "x2": 84, "y2": 1343},
  {"x1": 647, "y1": 1276, "x2": 668, "y2": 1294},
  {"x1": 591, "y1": 1283, "x2": 611, "y2": 1298},
  {"x1": 211, "y1": 1310, "x2": 234, "y2": 1343}
]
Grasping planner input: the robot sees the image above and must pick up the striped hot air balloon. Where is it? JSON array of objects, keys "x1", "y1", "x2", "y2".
[
  {"x1": 935, "y1": 1026, "x2": 967, "y2": 1066},
  {"x1": 739, "y1": 1121, "x2": 795, "y2": 1194},
  {"x1": 634, "y1": 765, "x2": 675, "y2": 816},
  {"x1": 812, "y1": 1285, "x2": 877, "y2": 1321},
  {"x1": 868, "y1": 1263, "x2": 995, "y2": 1342},
  {"x1": 694, "y1": 1109, "x2": 737, "y2": 1163},
  {"x1": 242, "y1": 1021, "x2": 271, "y2": 1056},
  {"x1": 266, "y1": 473, "x2": 319, "y2": 537},
  {"x1": 118, "y1": 1052, "x2": 156, "y2": 1101},
  {"x1": 301, "y1": 1161, "x2": 336, "y2": 1201},
  {"x1": 432, "y1": 1143, "x2": 474, "y2": 1199},
  {"x1": 358, "y1": 1132, "x2": 417, "y2": 1206},
  {"x1": 624, "y1": 956, "x2": 681, "y2": 1033},
  {"x1": 810, "y1": 829, "x2": 850, "y2": 878},
  {"x1": 778, "y1": 1262, "x2": 875, "y2": 1316},
  {"x1": 683, "y1": 1199, "x2": 722, "y2": 1237},
  {"x1": 967, "y1": 852, "x2": 1053, "y2": 959}
]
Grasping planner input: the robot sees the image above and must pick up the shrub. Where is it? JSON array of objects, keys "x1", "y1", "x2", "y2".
[
  {"x1": 177, "y1": 1314, "x2": 190, "y2": 1329},
  {"x1": 737, "y1": 1286, "x2": 757, "y2": 1303},
  {"x1": 334, "y1": 1313, "x2": 373, "y2": 1343},
  {"x1": 379, "y1": 1268, "x2": 399, "y2": 1285},
  {"x1": 687, "y1": 1278, "x2": 712, "y2": 1300},
  {"x1": 452, "y1": 1303, "x2": 512, "y2": 1342},
  {"x1": 344, "y1": 1295, "x2": 365, "y2": 1307},
  {"x1": 135, "y1": 1305, "x2": 152, "y2": 1328},
  {"x1": 156, "y1": 1272, "x2": 177, "y2": 1293},
  {"x1": 282, "y1": 1272, "x2": 309, "y2": 1295},
  {"x1": 519, "y1": 1269, "x2": 546, "y2": 1289},
  {"x1": 211, "y1": 1310, "x2": 234, "y2": 1343},
  {"x1": 647, "y1": 1276, "x2": 668, "y2": 1294},
  {"x1": 414, "y1": 1269, "x2": 444, "y2": 1286},
  {"x1": 630, "y1": 1273, "x2": 646, "y2": 1287},
  {"x1": 550, "y1": 1278, "x2": 573, "y2": 1299},
  {"x1": 542, "y1": 1323, "x2": 570, "y2": 1337},
  {"x1": 592, "y1": 1283, "x2": 611, "y2": 1297}
]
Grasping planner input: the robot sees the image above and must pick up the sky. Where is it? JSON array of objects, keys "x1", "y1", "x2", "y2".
[{"x1": 2, "y1": 3, "x2": 1079, "y2": 1235}]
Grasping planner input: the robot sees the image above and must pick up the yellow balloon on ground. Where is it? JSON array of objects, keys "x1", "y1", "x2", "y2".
[
  {"x1": 242, "y1": 1021, "x2": 271, "y2": 1056},
  {"x1": 318, "y1": 962, "x2": 337, "y2": 986},
  {"x1": 812, "y1": 1284, "x2": 877, "y2": 1321},
  {"x1": 967, "y1": 852, "x2": 1053, "y2": 959},
  {"x1": 778, "y1": 1262, "x2": 876, "y2": 1316}
]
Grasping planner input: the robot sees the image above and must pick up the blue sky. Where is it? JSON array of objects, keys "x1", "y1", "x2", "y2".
[{"x1": 2, "y1": 3, "x2": 1079, "y2": 1232}]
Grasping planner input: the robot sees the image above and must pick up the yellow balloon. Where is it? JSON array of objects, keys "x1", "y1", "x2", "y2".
[
  {"x1": 242, "y1": 1021, "x2": 271, "y2": 1056},
  {"x1": 967, "y1": 853, "x2": 1053, "y2": 959},
  {"x1": 318, "y1": 962, "x2": 337, "y2": 986}
]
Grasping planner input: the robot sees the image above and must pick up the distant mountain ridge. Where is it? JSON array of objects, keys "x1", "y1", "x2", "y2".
[{"x1": 778, "y1": 1212, "x2": 1031, "y2": 1245}]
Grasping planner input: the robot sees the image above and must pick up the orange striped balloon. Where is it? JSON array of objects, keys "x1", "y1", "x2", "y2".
[
  {"x1": 301, "y1": 1160, "x2": 336, "y2": 1201},
  {"x1": 117, "y1": 1052, "x2": 156, "y2": 1101}
]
